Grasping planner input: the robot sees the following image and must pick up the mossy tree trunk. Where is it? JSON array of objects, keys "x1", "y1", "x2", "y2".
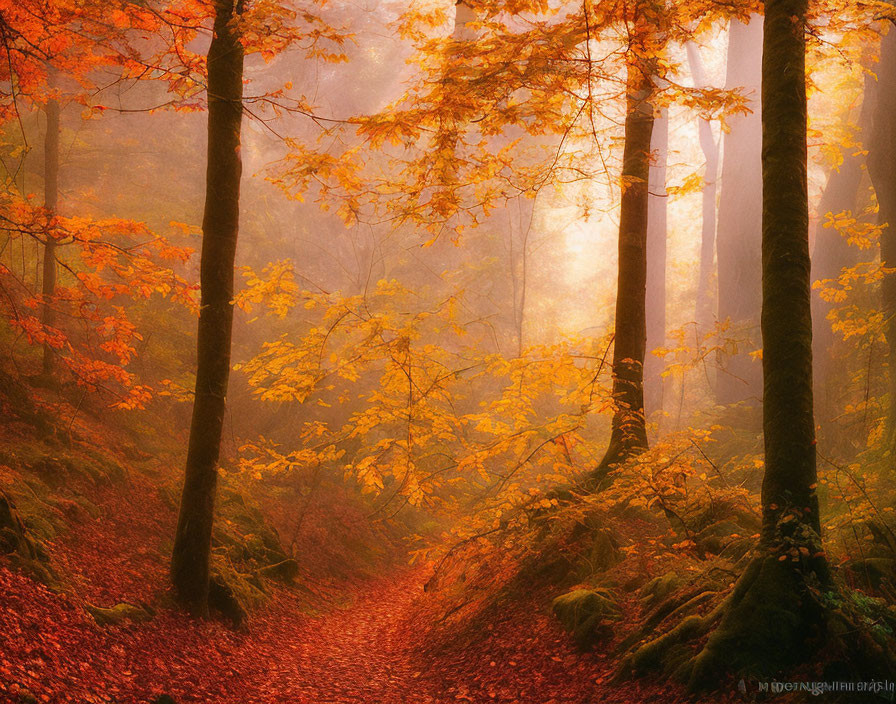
[
  {"x1": 171, "y1": 0, "x2": 245, "y2": 615},
  {"x1": 757, "y1": 0, "x2": 819, "y2": 545},
  {"x1": 594, "y1": 58, "x2": 654, "y2": 478},
  {"x1": 867, "y1": 26, "x2": 896, "y2": 447},
  {"x1": 687, "y1": 0, "x2": 831, "y2": 686},
  {"x1": 40, "y1": 97, "x2": 60, "y2": 376}
]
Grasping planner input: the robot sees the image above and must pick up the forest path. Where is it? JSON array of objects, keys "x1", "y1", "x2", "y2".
[
  {"x1": 0, "y1": 558, "x2": 715, "y2": 704},
  {"x1": 239, "y1": 566, "x2": 665, "y2": 704},
  {"x1": 243, "y1": 567, "x2": 427, "y2": 703}
]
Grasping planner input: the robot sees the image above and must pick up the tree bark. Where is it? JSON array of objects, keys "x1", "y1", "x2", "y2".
[
  {"x1": 171, "y1": 0, "x2": 245, "y2": 615},
  {"x1": 758, "y1": 0, "x2": 819, "y2": 545},
  {"x1": 644, "y1": 109, "x2": 667, "y2": 418},
  {"x1": 715, "y1": 16, "x2": 763, "y2": 405},
  {"x1": 687, "y1": 2, "x2": 831, "y2": 685},
  {"x1": 40, "y1": 98, "x2": 60, "y2": 376},
  {"x1": 594, "y1": 60, "x2": 654, "y2": 478},
  {"x1": 866, "y1": 26, "x2": 896, "y2": 444}
]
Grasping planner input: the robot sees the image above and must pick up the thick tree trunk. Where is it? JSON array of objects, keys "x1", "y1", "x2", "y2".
[
  {"x1": 594, "y1": 61, "x2": 654, "y2": 478},
  {"x1": 715, "y1": 16, "x2": 763, "y2": 405},
  {"x1": 757, "y1": 0, "x2": 819, "y2": 545},
  {"x1": 40, "y1": 98, "x2": 60, "y2": 376},
  {"x1": 644, "y1": 109, "x2": 667, "y2": 419},
  {"x1": 686, "y1": 43, "x2": 719, "y2": 335},
  {"x1": 171, "y1": 0, "x2": 245, "y2": 615},
  {"x1": 867, "y1": 27, "x2": 896, "y2": 444},
  {"x1": 687, "y1": 1, "x2": 831, "y2": 685}
]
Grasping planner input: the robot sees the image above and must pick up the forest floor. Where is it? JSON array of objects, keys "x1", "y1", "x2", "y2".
[
  {"x1": 0, "y1": 465, "x2": 736, "y2": 704},
  {"x1": 0, "y1": 384, "x2": 741, "y2": 704},
  {"x1": 0, "y1": 560, "x2": 730, "y2": 704}
]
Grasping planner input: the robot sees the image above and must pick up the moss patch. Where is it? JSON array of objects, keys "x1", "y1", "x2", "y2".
[
  {"x1": 85, "y1": 602, "x2": 154, "y2": 626},
  {"x1": 552, "y1": 587, "x2": 620, "y2": 649}
]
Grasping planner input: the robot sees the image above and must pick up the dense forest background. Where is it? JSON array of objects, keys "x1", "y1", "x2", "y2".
[{"x1": 1, "y1": 0, "x2": 896, "y2": 702}]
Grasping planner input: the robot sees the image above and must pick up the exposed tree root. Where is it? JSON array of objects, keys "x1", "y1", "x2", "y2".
[
  {"x1": 615, "y1": 585, "x2": 718, "y2": 656},
  {"x1": 685, "y1": 554, "x2": 825, "y2": 688},
  {"x1": 616, "y1": 554, "x2": 896, "y2": 693},
  {"x1": 617, "y1": 589, "x2": 729, "y2": 681}
]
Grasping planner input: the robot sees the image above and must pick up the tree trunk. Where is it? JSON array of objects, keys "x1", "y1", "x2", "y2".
[
  {"x1": 686, "y1": 42, "x2": 720, "y2": 335},
  {"x1": 508, "y1": 195, "x2": 533, "y2": 357},
  {"x1": 644, "y1": 109, "x2": 667, "y2": 419},
  {"x1": 758, "y1": 1, "x2": 819, "y2": 546},
  {"x1": 593, "y1": 61, "x2": 654, "y2": 478},
  {"x1": 866, "y1": 26, "x2": 896, "y2": 444},
  {"x1": 40, "y1": 98, "x2": 60, "y2": 376},
  {"x1": 171, "y1": 0, "x2": 245, "y2": 615},
  {"x1": 811, "y1": 80, "x2": 872, "y2": 420},
  {"x1": 688, "y1": 1, "x2": 831, "y2": 685},
  {"x1": 715, "y1": 16, "x2": 763, "y2": 405}
]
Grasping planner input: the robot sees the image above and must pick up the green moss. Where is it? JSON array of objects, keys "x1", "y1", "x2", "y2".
[
  {"x1": 688, "y1": 555, "x2": 826, "y2": 688},
  {"x1": 85, "y1": 602, "x2": 154, "y2": 626},
  {"x1": 552, "y1": 587, "x2": 620, "y2": 649},
  {"x1": 631, "y1": 615, "x2": 705, "y2": 674},
  {"x1": 639, "y1": 572, "x2": 682, "y2": 610}
]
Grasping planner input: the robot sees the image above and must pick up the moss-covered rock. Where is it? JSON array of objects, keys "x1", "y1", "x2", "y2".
[
  {"x1": 552, "y1": 587, "x2": 620, "y2": 649},
  {"x1": 85, "y1": 602, "x2": 154, "y2": 626},
  {"x1": 694, "y1": 520, "x2": 754, "y2": 560}
]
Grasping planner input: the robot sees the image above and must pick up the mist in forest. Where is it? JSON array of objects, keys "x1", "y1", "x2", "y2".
[{"x1": 1, "y1": 1, "x2": 895, "y2": 703}]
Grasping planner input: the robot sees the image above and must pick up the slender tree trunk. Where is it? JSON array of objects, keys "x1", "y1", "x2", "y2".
[
  {"x1": 688, "y1": 1, "x2": 831, "y2": 685},
  {"x1": 644, "y1": 109, "x2": 667, "y2": 419},
  {"x1": 867, "y1": 26, "x2": 896, "y2": 444},
  {"x1": 510, "y1": 196, "x2": 533, "y2": 357},
  {"x1": 40, "y1": 98, "x2": 60, "y2": 376},
  {"x1": 171, "y1": 0, "x2": 245, "y2": 615},
  {"x1": 593, "y1": 60, "x2": 654, "y2": 478},
  {"x1": 715, "y1": 16, "x2": 763, "y2": 405},
  {"x1": 811, "y1": 81, "x2": 872, "y2": 420},
  {"x1": 686, "y1": 42, "x2": 720, "y2": 335}
]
